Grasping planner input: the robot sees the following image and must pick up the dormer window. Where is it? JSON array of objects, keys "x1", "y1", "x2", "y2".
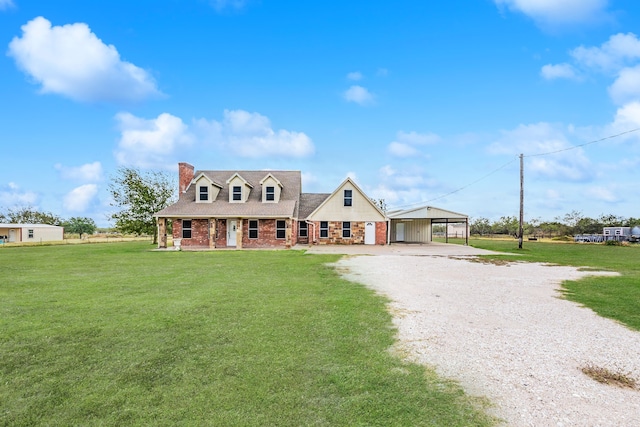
[
  {"x1": 260, "y1": 173, "x2": 283, "y2": 203},
  {"x1": 233, "y1": 186, "x2": 242, "y2": 201},
  {"x1": 266, "y1": 186, "x2": 275, "y2": 201},
  {"x1": 192, "y1": 173, "x2": 221, "y2": 203},
  {"x1": 199, "y1": 186, "x2": 208, "y2": 201},
  {"x1": 344, "y1": 190, "x2": 353, "y2": 207}
]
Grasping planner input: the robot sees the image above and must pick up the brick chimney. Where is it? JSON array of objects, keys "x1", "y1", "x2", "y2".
[{"x1": 178, "y1": 162, "x2": 195, "y2": 194}]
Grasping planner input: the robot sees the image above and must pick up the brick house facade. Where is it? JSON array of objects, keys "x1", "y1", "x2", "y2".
[{"x1": 155, "y1": 163, "x2": 388, "y2": 249}]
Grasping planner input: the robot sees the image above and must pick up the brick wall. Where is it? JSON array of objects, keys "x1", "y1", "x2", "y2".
[
  {"x1": 376, "y1": 221, "x2": 387, "y2": 245},
  {"x1": 310, "y1": 221, "x2": 386, "y2": 245},
  {"x1": 178, "y1": 162, "x2": 194, "y2": 194},
  {"x1": 173, "y1": 218, "x2": 209, "y2": 247},
  {"x1": 242, "y1": 219, "x2": 288, "y2": 248},
  {"x1": 215, "y1": 219, "x2": 228, "y2": 248}
]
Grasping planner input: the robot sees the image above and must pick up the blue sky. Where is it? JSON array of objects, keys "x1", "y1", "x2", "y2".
[{"x1": 2, "y1": 0, "x2": 640, "y2": 227}]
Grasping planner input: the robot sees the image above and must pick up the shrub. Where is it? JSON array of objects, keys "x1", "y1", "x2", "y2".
[{"x1": 604, "y1": 240, "x2": 623, "y2": 246}]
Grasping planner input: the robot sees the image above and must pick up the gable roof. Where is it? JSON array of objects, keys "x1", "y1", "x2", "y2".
[
  {"x1": 259, "y1": 173, "x2": 284, "y2": 187},
  {"x1": 187, "y1": 172, "x2": 223, "y2": 190},
  {"x1": 226, "y1": 172, "x2": 254, "y2": 188},
  {"x1": 387, "y1": 205, "x2": 467, "y2": 220},
  {"x1": 306, "y1": 177, "x2": 386, "y2": 219},
  {"x1": 298, "y1": 193, "x2": 330, "y2": 219},
  {"x1": 155, "y1": 170, "x2": 301, "y2": 218}
]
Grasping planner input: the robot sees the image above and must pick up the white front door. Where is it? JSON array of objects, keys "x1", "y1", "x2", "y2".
[
  {"x1": 9, "y1": 229, "x2": 16, "y2": 242},
  {"x1": 228, "y1": 220, "x2": 237, "y2": 246},
  {"x1": 396, "y1": 223, "x2": 405, "y2": 242},
  {"x1": 364, "y1": 222, "x2": 375, "y2": 245}
]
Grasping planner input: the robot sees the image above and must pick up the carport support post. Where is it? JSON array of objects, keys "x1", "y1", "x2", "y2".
[{"x1": 465, "y1": 219, "x2": 469, "y2": 246}]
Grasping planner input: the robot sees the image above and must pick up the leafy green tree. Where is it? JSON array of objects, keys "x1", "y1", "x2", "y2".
[
  {"x1": 491, "y1": 216, "x2": 519, "y2": 236},
  {"x1": 62, "y1": 217, "x2": 97, "y2": 239},
  {"x1": 1, "y1": 206, "x2": 62, "y2": 225},
  {"x1": 108, "y1": 167, "x2": 176, "y2": 244},
  {"x1": 598, "y1": 214, "x2": 625, "y2": 227},
  {"x1": 470, "y1": 217, "x2": 491, "y2": 236}
]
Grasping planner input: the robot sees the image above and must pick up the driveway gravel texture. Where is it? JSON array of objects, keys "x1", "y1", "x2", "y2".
[{"x1": 326, "y1": 246, "x2": 640, "y2": 427}]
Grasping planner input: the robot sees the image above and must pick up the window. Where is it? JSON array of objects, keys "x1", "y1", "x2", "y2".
[
  {"x1": 299, "y1": 221, "x2": 308, "y2": 237},
  {"x1": 344, "y1": 189, "x2": 352, "y2": 206},
  {"x1": 266, "y1": 186, "x2": 275, "y2": 201},
  {"x1": 249, "y1": 220, "x2": 258, "y2": 239},
  {"x1": 342, "y1": 221, "x2": 351, "y2": 238},
  {"x1": 182, "y1": 220, "x2": 192, "y2": 239},
  {"x1": 28, "y1": 229, "x2": 34, "y2": 239},
  {"x1": 320, "y1": 221, "x2": 328, "y2": 238},
  {"x1": 276, "y1": 220, "x2": 286, "y2": 239},
  {"x1": 233, "y1": 186, "x2": 242, "y2": 201},
  {"x1": 199, "y1": 186, "x2": 208, "y2": 201}
]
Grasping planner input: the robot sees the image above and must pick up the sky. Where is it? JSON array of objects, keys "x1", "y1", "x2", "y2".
[{"x1": 2, "y1": 0, "x2": 640, "y2": 227}]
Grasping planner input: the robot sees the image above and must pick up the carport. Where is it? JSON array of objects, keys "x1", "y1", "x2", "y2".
[{"x1": 386, "y1": 205, "x2": 469, "y2": 245}]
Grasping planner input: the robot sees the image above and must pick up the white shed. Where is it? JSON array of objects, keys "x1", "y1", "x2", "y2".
[
  {"x1": 0, "y1": 224, "x2": 64, "y2": 243},
  {"x1": 387, "y1": 206, "x2": 469, "y2": 244}
]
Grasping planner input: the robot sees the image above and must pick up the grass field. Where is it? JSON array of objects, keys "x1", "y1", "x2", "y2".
[
  {"x1": 464, "y1": 237, "x2": 640, "y2": 331},
  {"x1": 1, "y1": 242, "x2": 495, "y2": 426}
]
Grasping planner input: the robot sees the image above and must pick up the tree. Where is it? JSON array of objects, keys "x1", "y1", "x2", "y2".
[
  {"x1": 1, "y1": 206, "x2": 62, "y2": 225},
  {"x1": 62, "y1": 217, "x2": 97, "y2": 239},
  {"x1": 491, "y1": 216, "x2": 519, "y2": 237},
  {"x1": 370, "y1": 198, "x2": 388, "y2": 213},
  {"x1": 108, "y1": 167, "x2": 176, "y2": 244},
  {"x1": 469, "y1": 217, "x2": 491, "y2": 236}
]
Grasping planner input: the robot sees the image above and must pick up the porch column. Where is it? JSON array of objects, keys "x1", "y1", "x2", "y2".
[
  {"x1": 158, "y1": 218, "x2": 167, "y2": 249},
  {"x1": 236, "y1": 218, "x2": 243, "y2": 249},
  {"x1": 285, "y1": 218, "x2": 292, "y2": 249},
  {"x1": 209, "y1": 219, "x2": 216, "y2": 249}
]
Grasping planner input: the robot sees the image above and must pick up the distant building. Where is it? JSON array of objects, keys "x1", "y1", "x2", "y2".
[{"x1": 0, "y1": 224, "x2": 64, "y2": 243}]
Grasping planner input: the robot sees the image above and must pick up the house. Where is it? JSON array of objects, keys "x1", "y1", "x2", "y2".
[
  {"x1": 0, "y1": 223, "x2": 64, "y2": 243},
  {"x1": 154, "y1": 163, "x2": 387, "y2": 249},
  {"x1": 387, "y1": 205, "x2": 469, "y2": 245}
]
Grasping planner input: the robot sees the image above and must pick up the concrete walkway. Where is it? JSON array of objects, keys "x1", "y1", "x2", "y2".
[{"x1": 295, "y1": 242, "x2": 500, "y2": 256}]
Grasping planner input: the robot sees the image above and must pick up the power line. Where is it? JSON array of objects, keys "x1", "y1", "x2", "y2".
[
  {"x1": 387, "y1": 156, "x2": 518, "y2": 210},
  {"x1": 387, "y1": 127, "x2": 640, "y2": 211},
  {"x1": 524, "y1": 127, "x2": 640, "y2": 158}
]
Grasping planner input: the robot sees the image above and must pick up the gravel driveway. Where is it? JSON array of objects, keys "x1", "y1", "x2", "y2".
[{"x1": 313, "y1": 244, "x2": 640, "y2": 426}]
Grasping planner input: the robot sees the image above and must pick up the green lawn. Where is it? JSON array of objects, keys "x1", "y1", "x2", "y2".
[
  {"x1": 1, "y1": 243, "x2": 495, "y2": 426},
  {"x1": 466, "y1": 238, "x2": 640, "y2": 331}
]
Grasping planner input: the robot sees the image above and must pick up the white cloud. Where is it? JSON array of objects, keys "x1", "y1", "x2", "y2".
[
  {"x1": 396, "y1": 130, "x2": 440, "y2": 145},
  {"x1": 388, "y1": 131, "x2": 439, "y2": 157},
  {"x1": 55, "y1": 162, "x2": 103, "y2": 181},
  {"x1": 343, "y1": 85, "x2": 375, "y2": 106},
  {"x1": 115, "y1": 112, "x2": 193, "y2": 168},
  {"x1": 7, "y1": 17, "x2": 161, "y2": 103},
  {"x1": 1, "y1": 182, "x2": 38, "y2": 207},
  {"x1": 489, "y1": 122, "x2": 593, "y2": 182},
  {"x1": 540, "y1": 63, "x2": 579, "y2": 80},
  {"x1": 571, "y1": 33, "x2": 640, "y2": 73},
  {"x1": 0, "y1": 0, "x2": 15, "y2": 10},
  {"x1": 194, "y1": 109, "x2": 314, "y2": 158},
  {"x1": 388, "y1": 142, "x2": 420, "y2": 157},
  {"x1": 585, "y1": 185, "x2": 620, "y2": 203},
  {"x1": 63, "y1": 184, "x2": 98, "y2": 212},
  {"x1": 347, "y1": 71, "x2": 363, "y2": 81},
  {"x1": 609, "y1": 65, "x2": 640, "y2": 105},
  {"x1": 495, "y1": 0, "x2": 610, "y2": 27}
]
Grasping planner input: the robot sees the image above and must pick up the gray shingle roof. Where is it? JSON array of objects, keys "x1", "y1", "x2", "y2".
[
  {"x1": 298, "y1": 193, "x2": 330, "y2": 219},
  {"x1": 155, "y1": 170, "x2": 302, "y2": 218}
]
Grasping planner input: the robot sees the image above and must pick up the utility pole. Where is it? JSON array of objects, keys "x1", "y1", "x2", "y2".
[{"x1": 519, "y1": 153, "x2": 524, "y2": 249}]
